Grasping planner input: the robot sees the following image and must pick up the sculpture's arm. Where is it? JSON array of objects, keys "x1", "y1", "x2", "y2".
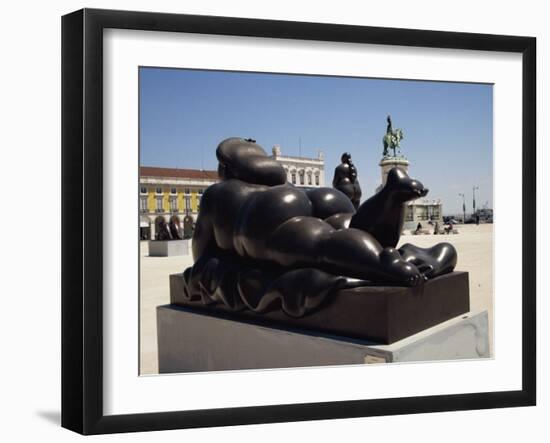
[
  {"x1": 191, "y1": 187, "x2": 218, "y2": 261},
  {"x1": 332, "y1": 165, "x2": 346, "y2": 187}
]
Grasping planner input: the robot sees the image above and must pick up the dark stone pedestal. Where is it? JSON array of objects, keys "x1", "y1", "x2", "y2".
[{"x1": 169, "y1": 271, "x2": 470, "y2": 344}]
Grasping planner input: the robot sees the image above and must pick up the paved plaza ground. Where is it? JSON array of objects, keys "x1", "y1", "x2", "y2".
[{"x1": 139, "y1": 223, "x2": 494, "y2": 375}]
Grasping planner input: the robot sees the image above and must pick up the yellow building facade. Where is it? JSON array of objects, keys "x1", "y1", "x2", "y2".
[
  {"x1": 139, "y1": 166, "x2": 219, "y2": 239},
  {"x1": 139, "y1": 147, "x2": 326, "y2": 239}
]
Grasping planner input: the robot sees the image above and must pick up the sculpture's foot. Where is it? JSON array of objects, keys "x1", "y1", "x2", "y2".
[
  {"x1": 398, "y1": 242, "x2": 457, "y2": 278},
  {"x1": 379, "y1": 248, "x2": 426, "y2": 287}
]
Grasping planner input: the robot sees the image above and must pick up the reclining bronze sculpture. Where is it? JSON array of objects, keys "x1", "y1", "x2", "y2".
[{"x1": 178, "y1": 137, "x2": 459, "y2": 320}]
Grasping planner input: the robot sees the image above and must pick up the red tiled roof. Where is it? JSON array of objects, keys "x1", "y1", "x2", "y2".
[{"x1": 140, "y1": 166, "x2": 219, "y2": 180}]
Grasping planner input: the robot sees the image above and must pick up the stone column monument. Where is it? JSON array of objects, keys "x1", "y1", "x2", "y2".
[{"x1": 380, "y1": 157, "x2": 409, "y2": 185}]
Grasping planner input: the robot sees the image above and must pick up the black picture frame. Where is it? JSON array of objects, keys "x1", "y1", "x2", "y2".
[{"x1": 61, "y1": 8, "x2": 536, "y2": 435}]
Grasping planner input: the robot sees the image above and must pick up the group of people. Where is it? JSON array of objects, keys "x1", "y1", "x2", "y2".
[{"x1": 414, "y1": 220, "x2": 456, "y2": 235}]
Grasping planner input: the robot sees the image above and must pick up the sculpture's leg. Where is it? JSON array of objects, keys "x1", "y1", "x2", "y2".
[
  {"x1": 267, "y1": 217, "x2": 424, "y2": 286},
  {"x1": 320, "y1": 228, "x2": 425, "y2": 286}
]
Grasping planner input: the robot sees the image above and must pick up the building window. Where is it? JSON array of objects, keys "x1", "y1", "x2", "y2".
[
  {"x1": 140, "y1": 197, "x2": 148, "y2": 213},
  {"x1": 291, "y1": 171, "x2": 296, "y2": 184},
  {"x1": 156, "y1": 187, "x2": 162, "y2": 195},
  {"x1": 307, "y1": 173, "x2": 312, "y2": 185},
  {"x1": 197, "y1": 195, "x2": 202, "y2": 212},
  {"x1": 427, "y1": 205, "x2": 440, "y2": 221},
  {"x1": 184, "y1": 195, "x2": 191, "y2": 213},
  {"x1": 417, "y1": 206, "x2": 429, "y2": 221},
  {"x1": 156, "y1": 197, "x2": 163, "y2": 212},
  {"x1": 299, "y1": 170, "x2": 305, "y2": 185},
  {"x1": 140, "y1": 186, "x2": 147, "y2": 194},
  {"x1": 405, "y1": 206, "x2": 414, "y2": 222},
  {"x1": 184, "y1": 188, "x2": 190, "y2": 195},
  {"x1": 198, "y1": 188, "x2": 204, "y2": 195},
  {"x1": 315, "y1": 174, "x2": 319, "y2": 186},
  {"x1": 170, "y1": 197, "x2": 178, "y2": 212},
  {"x1": 170, "y1": 187, "x2": 177, "y2": 195}
]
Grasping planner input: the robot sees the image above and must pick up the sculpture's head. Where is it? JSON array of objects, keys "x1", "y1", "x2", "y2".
[
  {"x1": 385, "y1": 167, "x2": 429, "y2": 202},
  {"x1": 341, "y1": 152, "x2": 352, "y2": 164},
  {"x1": 216, "y1": 137, "x2": 287, "y2": 186}
]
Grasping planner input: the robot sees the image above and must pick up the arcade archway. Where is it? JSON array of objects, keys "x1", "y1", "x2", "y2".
[{"x1": 140, "y1": 215, "x2": 151, "y2": 240}]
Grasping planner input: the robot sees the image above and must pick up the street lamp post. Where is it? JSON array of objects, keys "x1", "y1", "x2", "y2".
[
  {"x1": 473, "y1": 186, "x2": 479, "y2": 222},
  {"x1": 459, "y1": 193, "x2": 466, "y2": 223}
]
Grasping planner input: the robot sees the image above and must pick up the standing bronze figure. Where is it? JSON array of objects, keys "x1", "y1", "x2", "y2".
[{"x1": 332, "y1": 152, "x2": 362, "y2": 209}]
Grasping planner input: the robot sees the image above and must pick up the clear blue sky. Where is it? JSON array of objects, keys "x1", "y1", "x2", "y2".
[{"x1": 139, "y1": 67, "x2": 493, "y2": 215}]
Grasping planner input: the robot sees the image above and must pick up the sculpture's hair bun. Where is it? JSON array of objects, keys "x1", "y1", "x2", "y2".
[{"x1": 216, "y1": 137, "x2": 287, "y2": 186}]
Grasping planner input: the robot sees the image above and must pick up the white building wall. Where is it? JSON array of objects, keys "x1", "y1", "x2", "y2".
[
  {"x1": 271, "y1": 145, "x2": 325, "y2": 187},
  {"x1": 139, "y1": 175, "x2": 218, "y2": 239}
]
